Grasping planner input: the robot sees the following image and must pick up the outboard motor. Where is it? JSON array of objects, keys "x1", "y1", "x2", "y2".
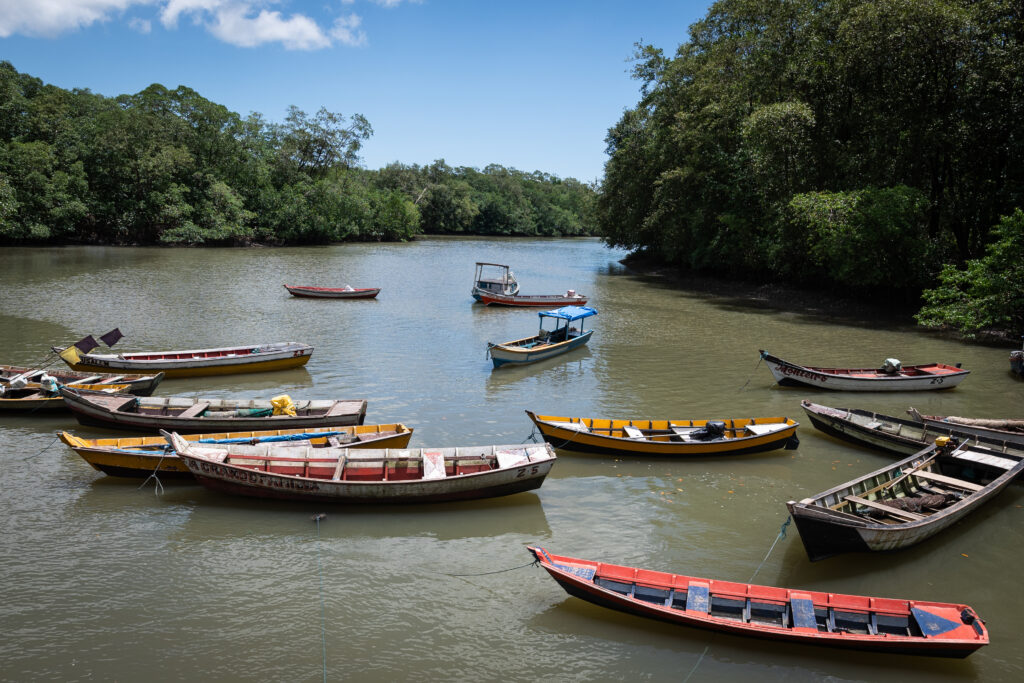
[
  {"x1": 882, "y1": 358, "x2": 902, "y2": 374},
  {"x1": 690, "y1": 421, "x2": 727, "y2": 441}
]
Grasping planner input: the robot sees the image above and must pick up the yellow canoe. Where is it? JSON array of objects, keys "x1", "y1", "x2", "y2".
[
  {"x1": 59, "y1": 423, "x2": 413, "y2": 478},
  {"x1": 525, "y1": 411, "x2": 799, "y2": 456}
]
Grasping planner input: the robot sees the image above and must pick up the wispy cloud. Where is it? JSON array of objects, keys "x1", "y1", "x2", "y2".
[{"x1": 0, "y1": 0, "x2": 389, "y2": 50}]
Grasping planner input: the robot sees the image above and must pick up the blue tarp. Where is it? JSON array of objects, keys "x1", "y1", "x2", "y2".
[{"x1": 539, "y1": 306, "x2": 598, "y2": 321}]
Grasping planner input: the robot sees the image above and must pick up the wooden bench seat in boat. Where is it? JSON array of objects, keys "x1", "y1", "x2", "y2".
[
  {"x1": 622, "y1": 425, "x2": 645, "y2": 439},
  {"x1": 843, "y1": 494, "x2": 926, "y2": 521},
  {"x1": 422, "y1": 450, "x2": 446, "y2": 480},
  {"x1": 671, "y1": 426, "x2": 701, "y2": 441},
  {"x1": 176, "y1": 402, "x2": 210, "y2": 418},
  {"x1": 912, "y1": 470, "x2": 983, "y2": 492},
  {"x1": 745, "y1": 424, "x2": 780, "y2": 436}
]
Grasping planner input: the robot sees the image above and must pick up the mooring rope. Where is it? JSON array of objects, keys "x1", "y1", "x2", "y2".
[
  {"x1": 739, "y1": 355, "x2": 763, "y2": 391},
  {"x1": 21, "y1": 434, "x2": 59, "y2": 461},
  {"x1": 435, "y1": 559, "x2": 538, "y2": 577},
  {"x1": 683, "y1": 516, "x2": 792, "y2": 682},
  {"x1": 313, "y1": 513, "x2": 327, "y2": 683},
  {"x1": 138, "y1": 453, "x2": 167, "y2": 495}
]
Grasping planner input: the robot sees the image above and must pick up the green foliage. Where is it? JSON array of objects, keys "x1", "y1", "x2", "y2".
[
  {"x1": 916, "y1": 209, "x2": 1024, "y2": 336},
  {"x1": 0, "y1": 61, "x2": 594, "y2": 245},
  {"x1": 595, "y1": 0, "x2": 1024, "y2": 323}
]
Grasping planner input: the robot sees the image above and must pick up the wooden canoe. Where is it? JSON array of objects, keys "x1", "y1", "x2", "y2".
[
  {"x1": 786, "y1": 439, "x2": 1024, "y2": 561},
  {"x1": 164, "y1": 430, "x2": 556, "y2": 503},
  {"x1": 60, "y1": 424, "x2": 413, "y2": 479},
  {"x1": 800, "y1": 400, "x2": 1024, "y2": 461},
  {"x1": 908, "y1": 408, "x2": 1024, "y2": 443},
  {"x1": 525, "y1": 411, "x2": 799, "y2": 456},
  {"x1": 53, "y1": 341, "x2": 313, "y2": 378},
  {"x1": 59, "y1": 387, "x2": 367, "y2": 433},
  {"x1": 1, "y1": 364, "x2": 163, "y2": 396},
  {"x1": 476, "y1": 290, "x2": 588, "y2": 307},
  {"x1": 527, "y1": 547, "x2": 988, "y2": 657},
  {"x1": 0, "y1": 383, "x2": 130, "y2": 412},
  {"x1": 284, "y1": 284, "x2": 380, "y2": 299},
  {"x1": 760, "y1": 350, "x2": 969, "y2": 391}
]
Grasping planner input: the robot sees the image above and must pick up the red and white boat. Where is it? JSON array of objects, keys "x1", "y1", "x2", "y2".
[
  {"x1": 477, "y1": 290, "x2": 588, "y2": 307},
  {"x1": 527, "y1": 547, "x2": 988, "y2": 657},
  {"x1": 760, "y1": 350, "x2": 969, "y2": 391},
  {"x1": 284, "y1": 284, "x2": 380, "y2": 299}
]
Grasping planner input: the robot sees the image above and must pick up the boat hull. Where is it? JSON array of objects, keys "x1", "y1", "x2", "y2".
[
  {"x1": 761, "y1": 352, "x2": 968, "y2": 391},
  {"x1": 477, "y1": 292, "x2": 588, "y2": 307},
  {"x1": 176, "y1": 443, "x2": 556, "y2": 503},
  {"x1": 526, "y1": 412, "x2": 799, "y2": 456},
  {"x1": 1, "y1": 365, "x2": 163, "y2": 396},
  {"x1": 60, "y1": 425, "x2": 413, "y2": 478},
  {"x1": 284, "y1": 285, "x2": 380, "y2": 299},
  {"x1": 488, "y1": 330, "x2": 593, "y2": 368},
  {"x1": 527, "y1": 548, "x2": 987, "y2": 657},
  {"x1": 60, "y1": 342, "x2": 313, "y2": 378}
]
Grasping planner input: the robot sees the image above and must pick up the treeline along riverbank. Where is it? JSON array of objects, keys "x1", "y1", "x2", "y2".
[{"x1": 0, "y1": 61, "x2": 595, "y2": 248}]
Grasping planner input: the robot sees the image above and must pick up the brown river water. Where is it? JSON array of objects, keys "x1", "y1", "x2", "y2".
[{"x1": 1, "y1": 237, "x2": 1021, "y2": 682}]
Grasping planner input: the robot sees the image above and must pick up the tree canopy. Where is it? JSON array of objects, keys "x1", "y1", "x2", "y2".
[
  {"x1": 596, "y1": 0, "x2": 1024, "y2": 334},
  {"x1": 0, "y1": 62, "x2": 595, "y2": 246}
]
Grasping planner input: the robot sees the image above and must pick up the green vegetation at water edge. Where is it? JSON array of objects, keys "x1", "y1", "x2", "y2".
[
  {"x1": 0, "y1": 61, "x2": 596, "y2": 247},
  {"x1": 596, "y1": 0, "x2": 1024, "y2": 337}
]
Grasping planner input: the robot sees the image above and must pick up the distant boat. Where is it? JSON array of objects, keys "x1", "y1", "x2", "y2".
[
  {"x1": 59, "y1": 387, "x2": 367, "y2": 433},
  {"x1": 527, "y1": 546, "x2": 988, "y2": 657},
  {"x1": 759, "y1": 350, "x2": 969, "y2": 391},
  {"x1": 164, "y1": 430, "x2": 557, "y2": 504},
  {"x1": 284, "y1": 284, "x2": 380, "y2": 299},
  {"x1": 59, "y1": 423, "x2": 413, "y2": 479},
  {"x1": 800, "y1": 400, "x2": 1024, "y2": 459},
  {"x1": 0, "y1": 364, "x2": 163, "y2": 396},
  {"x1": 525, "y1": 411, "x2": 799, "y2": 456},
  {"x1": 787, "y1": 438, "x2": 1024, "y2": 561},
  {"x1": 472, "y1": 262, "x2": 519, "y2": 301},
  {"x1": 487, "y1": 306, "x2": 597, "y2": 368},
  {"x1": 1011, "y1": 337, "x2": 1023, "y2": 377},
  {"x1": 477, "y1": 290, "x2": 588, "y2": 307},
  {"x1": 53, "y1": 341, "x2": 313, "y2": 378}
]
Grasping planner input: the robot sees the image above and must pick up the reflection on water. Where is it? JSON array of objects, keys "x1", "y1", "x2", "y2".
[{"x1": 2, "y1": 237, "x2": 1022, "y2": 681}]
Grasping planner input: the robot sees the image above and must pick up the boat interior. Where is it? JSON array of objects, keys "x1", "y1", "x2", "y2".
[{"x1": 552, "y1": 417, "x2": 792, "y2": 442}]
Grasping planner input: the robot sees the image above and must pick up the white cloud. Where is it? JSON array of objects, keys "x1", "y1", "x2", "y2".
[
  {"x1": 0, "y1": 0, "x2": 393, "y2": 50},
  {"x1": 330, "y1": 13, "x2": 366, "y2": 47},
  {"x1": 0, "y1": 0, "x2": 153, "y2": 38}
]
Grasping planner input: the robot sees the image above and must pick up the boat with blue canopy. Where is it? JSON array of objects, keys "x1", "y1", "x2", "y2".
[{"x1": 487, "y1": 306, "x2": 597, "y2": 368}]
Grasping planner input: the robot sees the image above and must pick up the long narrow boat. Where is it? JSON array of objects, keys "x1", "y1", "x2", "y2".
[
  {"x1": 525, "y1": 411, "x2": 799, "y2": 456},
  {"x1": 477, "y1": 290, "x2": 588, "y2": 307},
  {"x1": 908, "y1": 408, "x2": 1024, "y2": 443},
  {"x1": 284, "y1": 284, "x2": 380, "y2": 299},
  {"x1": 759, "y1": 350, "x2": 969, "y2": 391},
  {"x1": 164, "y1": 431, "x2": 556, "y2": 503},
  {"x1": 53, "y1": 341, "x2": 313, "y2": 378},
  {"x1": 800, "y1": 400, "x2": 1024, "y2": 460},
  {"x1": 59, "y1": 387, "x2": 367, "y2": 433},
  {"x1": 60, "y1": 424, "x2": 413, "y2": 479},
  {"x1": 527, "y1": 547, "x2": 988, "y2": 657},
  {"x1": 0, "y1": 383, "x2": 129, "y2": 412},
  {"x1": 786, "y1": 438, "x2": 1024, "y2": 561},
  {"x1": 1, "y1": 364, "x2": 163, "y2": 396},
  {"x1": 488, "y1": 306, "x2": 597, "y2": 368}
]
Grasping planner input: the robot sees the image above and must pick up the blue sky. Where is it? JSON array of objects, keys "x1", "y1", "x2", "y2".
[{"x1": 0, "y1": 1, "x2": 710, "y2": 182}]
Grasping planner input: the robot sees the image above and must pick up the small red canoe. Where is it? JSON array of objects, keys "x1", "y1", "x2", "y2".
[
  {"x1": 284, "y1": 284, "x2": 380, "y2": 299},
  {"x1": 527, "y1": 547, "x2": 988, "y2": 657}
]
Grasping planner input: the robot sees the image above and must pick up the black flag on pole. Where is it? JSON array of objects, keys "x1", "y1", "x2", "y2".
[
  {"x1": 73, "y1": 335, "x2": 100, "y2": 354},
  {"x1": 99, "y1": 328, "x2": 124, "y2": 347}
]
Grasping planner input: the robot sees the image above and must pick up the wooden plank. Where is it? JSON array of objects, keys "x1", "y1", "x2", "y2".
[
  {"x1": 67, "y1": 375, "x2": 102, "y2": 385},
  {"x1": 331, "y1": 455, "x2": 346, "y2": 480},
  {"x1": 177, "y1": 402, "x2": 211, "y2": 418},
  {"x1": 843, "y1": 495, "x2": 925, "y2": 521},
  {"x1": 912, "y1": 470, "x2": 983, "y2": 492},
  {"x1": 622, "y1": 425, "x2": 645, "y2": 439}
]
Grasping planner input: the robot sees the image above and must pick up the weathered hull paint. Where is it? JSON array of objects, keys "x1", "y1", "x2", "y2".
[
  {"x1": 68, "y1": 353, "x2": 311, "y2": 378},
  {"x1": 489, "y1": 330, "x2": 593, "y2": 368},
  {"x1": 761, "y1": 353, "x2": 969, "y2": 391},
  {"x1": 477, "y1": 292, "x2": 588, "y2": 307},
  {"x1": 284, "y1": 285, "x2": 380, "y2": 299}
]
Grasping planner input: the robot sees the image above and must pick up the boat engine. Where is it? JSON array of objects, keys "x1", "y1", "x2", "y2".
[
  {"x1": 882, "y1": 358, "x2": 902, "y2": 374},
  {"x1": 690, "y1": 421, "x2": 727, "y2": 441}
]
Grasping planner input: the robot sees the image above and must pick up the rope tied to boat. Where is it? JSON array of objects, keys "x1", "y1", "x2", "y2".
[
  {"x1": 435, "y1": 559, "x2": 539, "y2": 577},
  {"x1": 739, "y1": 354, "x2": 763, "y2": 391},
  {"x1": 749, "y1": 516, "x2": 791, "y2": 583},
  {"x1": 138, "y1": 451, "x2": 169, "y2": 495},
  {"x1": 21, "y1": 434, "x2": 59, "y2": 461}
]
